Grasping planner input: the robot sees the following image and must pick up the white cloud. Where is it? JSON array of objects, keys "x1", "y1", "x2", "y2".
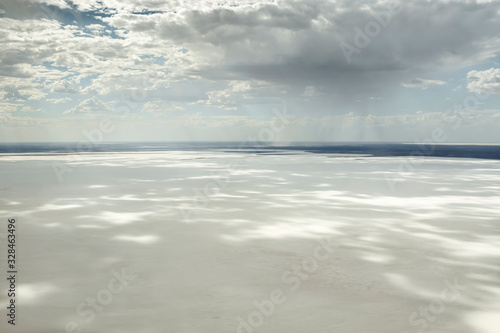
[
  {"x1": 51, "y1": 77, "x2": 81, "y2": 94},
  {"x1": 27, "y1": 91, "x2": 47, "y2": 100},
  {"x1": 301, "y1": 86, "x2": 323, "y2": 97},
  {"x1": 401, "y1": 78, "x2": 446, "y2": 89},
  {"x1": 19, "y1": 105, "x2": 43, "y2": 112},
  {"x1": 0, "y1": 102, "x2": 42, "y2": 113},
  {"x1": 0, "y1": 102, "x2": 20, "y2": 113},
  {"x1": 194, "y1": 80, "x2": 283, "y2": 110},
  {"x1": 46, "y1": 97, "x2": 72, "y2": 104},
  {"x1": 141, "y1": 99, "x2": 185, "y2": 115},
  {"x1": 467, "y1": 68, "x2": 500, "y2": 94},
  {"x1": 0, "y1": 113, "x2": 51, "y2": 127},
  {"x1": 63, "y1": 97, "x2": 113, "y2": 114}
]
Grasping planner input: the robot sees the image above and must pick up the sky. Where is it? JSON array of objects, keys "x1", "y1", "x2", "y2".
[{"x1": 1, "y1": 0, "x2": 500, "y2": 143}]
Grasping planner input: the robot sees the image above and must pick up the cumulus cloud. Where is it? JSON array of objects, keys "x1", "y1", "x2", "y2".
[
  {"x1": 0, "y1": 102, "x2": 20, "y2": 113},
  {"x1": 0, "y1": 102, "x2": 42, "y2": 113},
  {"x1": 467, "y1": 68, "x2": 500, "y2": 94},
  {"x1": 0, "y1": 113, "x2": 51, "y2": 127},
  {"x1": 301, "y1": 86, "x2": 323, "y2": 97},
  {"x1": 19, "y1": 105, "x2": 43, "y2": 112},
  {"x1": 63, "y1": 96, "x2": 112, "y2": 114},
  {"x1": 51, "y1": 77, "x2": 81, "y2": 94},
  {"x1": 46, "y1": 97, "x2": 72, "y2": 104},
  {"x1": 194, "y1": 80, "x2": 284, "y2": 110},
  {"x1": 141, "y1": 99, "x2": 185, "y2": 115}
]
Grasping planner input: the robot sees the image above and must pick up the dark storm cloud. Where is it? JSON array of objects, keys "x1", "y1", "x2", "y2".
[{"x1": 136, "y1": 0, "x2": 500, "y2": 98}]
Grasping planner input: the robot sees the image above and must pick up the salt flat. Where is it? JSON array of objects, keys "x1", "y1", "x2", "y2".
[{"x1": 1, "y1": 151, "x2": 500, "y2": 333}]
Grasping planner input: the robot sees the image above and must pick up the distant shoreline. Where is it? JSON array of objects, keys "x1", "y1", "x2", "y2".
[{"x1": 1, "y1": 143, "x2": 500, "y2": 160}]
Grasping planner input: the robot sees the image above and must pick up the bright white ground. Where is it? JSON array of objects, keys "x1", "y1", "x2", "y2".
[{"x1": 1, "y1": 151, "x2": 499, "y2": 333}]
